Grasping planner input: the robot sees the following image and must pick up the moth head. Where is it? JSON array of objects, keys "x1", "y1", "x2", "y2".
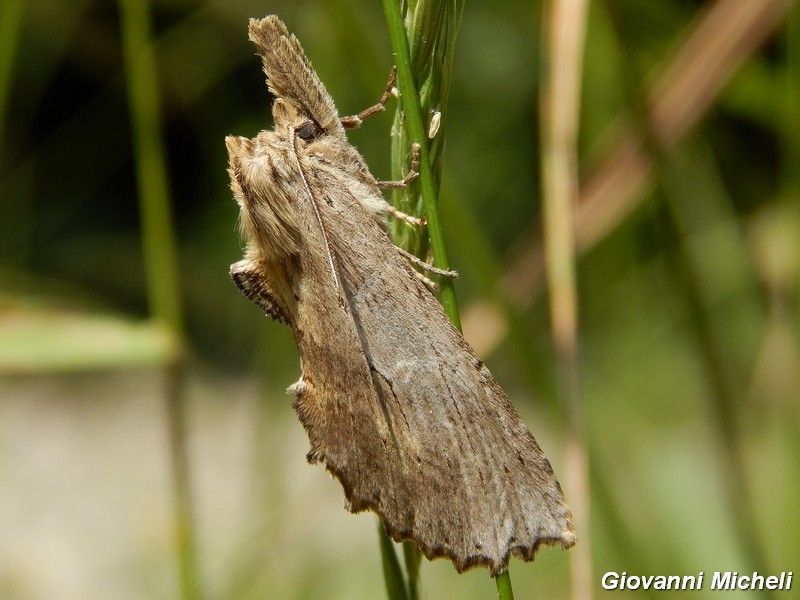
[
  {"x1": 225, "y1": 134, "x2": 301, "y2": 260},
  {"x1": 271, "y1": 98, "x2": 350, "y2": 170},
  {"x1": 272, "y1": 98, "x2": 323, "y2": 139}
]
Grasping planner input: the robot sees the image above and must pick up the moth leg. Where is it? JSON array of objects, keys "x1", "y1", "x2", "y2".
[
  {"x1": 376, "y1": 142, "x2": 420, "y2": 189},
  {"x1": 340, "y1": 66, "x2": 397, "y2": 128},
  {"x1": 376, "y1": 143, "x2": 426, "y2": 225},
  {"x1": 412, "y1": 270, "x2": 440, "y2": 291},
  {"x1": 387, "y1": 206, "x2": 425, "y2": 226},
  {"x1": 395, "y1": 245, "x2": 459, "y2": 279}
]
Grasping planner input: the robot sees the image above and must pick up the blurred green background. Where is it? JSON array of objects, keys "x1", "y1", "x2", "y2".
[{"x1": 1, "y1": 0, "x2": 798, "y2": 599}]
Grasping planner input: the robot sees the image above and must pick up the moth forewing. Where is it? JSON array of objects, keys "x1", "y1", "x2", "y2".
[{"x1": 227, "y1": 14, "x2": 575, "y2": 576}]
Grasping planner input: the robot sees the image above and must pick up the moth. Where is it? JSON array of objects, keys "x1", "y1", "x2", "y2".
[{"x1": 226, "y1": 15, "x2": 575, "y2": 575}]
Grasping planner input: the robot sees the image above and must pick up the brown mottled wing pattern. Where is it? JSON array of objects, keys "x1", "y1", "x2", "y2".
[{"x1": 288, "y1": 157, "x2": 575, "y2": 574}]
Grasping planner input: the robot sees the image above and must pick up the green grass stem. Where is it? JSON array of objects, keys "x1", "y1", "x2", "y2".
[
  {"x1": 118, "y1": 1, "x2": 200, "y2": 599},
  {"x1": 0, "y1": 0, "x2": 23, "y2": 151},
  {"x1": 380, "y1": 0, "x2": 471, "y2": 597},
  {"x1": 402, "y1": 541, "x2": 422, "y2": 600},
  {"x1": 495, "y1": 570, "x2": 515, "y2": 600},
  {"x1": 380, "y1": 2, "x2": 519, "y2": 600},
  {"x1": 118, "y1": 0, "x2": 182, "y2": 331},
  {"x1": 382, "y1": 0, "x2": 461, "y2": 329},
  {"x1": 379, "y1": 522, "x2": 410, "y2": 600}
]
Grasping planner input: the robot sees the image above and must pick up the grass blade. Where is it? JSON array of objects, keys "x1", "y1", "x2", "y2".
[{"x1": 117, "y1": 1, "x2": 200, "y2": 598}]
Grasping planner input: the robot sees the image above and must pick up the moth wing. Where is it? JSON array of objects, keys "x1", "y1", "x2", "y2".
[{"x1": 291, "y1": 162, "x2": 575, "y2": 575}]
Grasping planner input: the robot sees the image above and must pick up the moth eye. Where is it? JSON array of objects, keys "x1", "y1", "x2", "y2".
[{"x1": 296, "y1": 121, "x2": 320, "y2": 142}]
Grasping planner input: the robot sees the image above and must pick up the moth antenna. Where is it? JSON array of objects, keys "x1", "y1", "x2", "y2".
[
  {"x1": 340, "y1": 66, "x2": 397, "y2": 128},
  {"x1": 394, "y1": 246, "x2": 459, "y2": 279}
]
